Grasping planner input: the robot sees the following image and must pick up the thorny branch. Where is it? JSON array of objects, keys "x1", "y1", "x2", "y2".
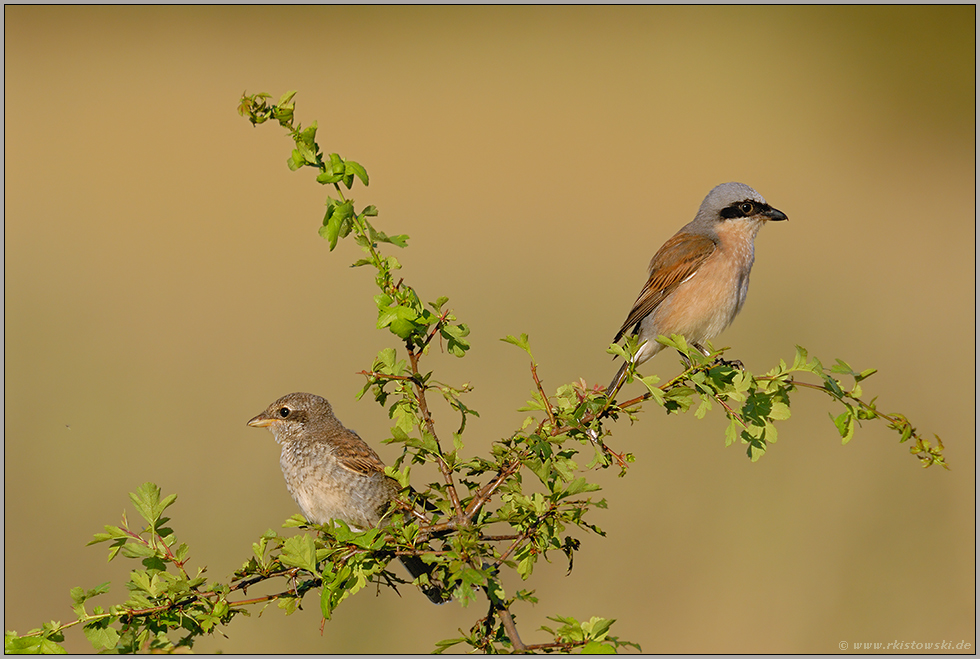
[{"x1": 406, "y1": 345, "x2": 465, "y2": 521}]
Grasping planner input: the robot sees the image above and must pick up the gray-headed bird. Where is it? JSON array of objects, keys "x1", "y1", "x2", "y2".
[{"x1": 608, "y1": 182, "x2": 787, "y2": 395}]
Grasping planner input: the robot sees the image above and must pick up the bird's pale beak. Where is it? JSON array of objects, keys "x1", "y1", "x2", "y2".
[
  {"x1": 766, "y1": 207, "x2": 789, "y2": 222},
  {"x1": 247, "y1": 414, "x2": 274, "y2": 428}
]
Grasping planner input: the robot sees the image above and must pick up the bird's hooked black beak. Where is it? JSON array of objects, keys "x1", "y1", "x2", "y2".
[{"x1": 765, "y1": 206, "x2": 789, "y2": 222}]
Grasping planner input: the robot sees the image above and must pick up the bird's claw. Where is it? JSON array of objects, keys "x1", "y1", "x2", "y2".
[{"x1": 711, "y1": 356, "x2": 744, "y2": 369}]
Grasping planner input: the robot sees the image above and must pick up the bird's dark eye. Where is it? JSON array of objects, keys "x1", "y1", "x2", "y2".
[
  {"x1": 278, "y1": 407, "x2": 290, "y2": 418},
  {"x1": 739, "y1": 202, "x2": 755, "y2": 215}
]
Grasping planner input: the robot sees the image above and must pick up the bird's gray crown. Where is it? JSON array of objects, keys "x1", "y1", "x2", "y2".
[{"x1": 697, "y1": 182, "x2": 767, "y2": 219}]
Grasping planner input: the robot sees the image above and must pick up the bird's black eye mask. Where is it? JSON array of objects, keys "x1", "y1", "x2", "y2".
[{"x1": 719, "y1": 200, "x2": 772, "y2": 219}]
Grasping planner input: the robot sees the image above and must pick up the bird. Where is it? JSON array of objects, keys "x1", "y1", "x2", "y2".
[
  {"x1": 247, "y1": 391, "x2": 447, "y2": 603},
  {"x1": 607, "y1": 182, "x2": 787, "y2": 396}
]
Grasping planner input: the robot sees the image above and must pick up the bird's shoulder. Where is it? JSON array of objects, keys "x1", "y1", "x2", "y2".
[
  {"x1": 613, "y1": 232, "x2": 718, "y2": 341},
  {"x1": 326, "y1": 427, "x2": 388, "y2": 477},
  {"x1": 647, "y1": 231, "x2": 717, "y2": 277}
]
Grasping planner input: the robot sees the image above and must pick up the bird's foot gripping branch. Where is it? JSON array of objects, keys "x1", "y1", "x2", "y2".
[{"x1": 4, "y1": 91, "x2": 947, "y2": 655}]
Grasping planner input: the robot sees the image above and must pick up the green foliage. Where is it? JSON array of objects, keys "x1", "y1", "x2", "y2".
[
  {"x1": 602, "y1": 335, "x2": 947, "y2": 469},
  {"x1": 6, "y1": 484, "x2": 237, "y2": 654},
  {"x1": 6, "y1": 91, "x2": 947, "y2": 655}
]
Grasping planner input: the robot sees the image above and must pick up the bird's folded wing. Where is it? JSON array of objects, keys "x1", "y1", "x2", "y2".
[
  {"x1": 331, "y1": 430, "x2": 388, "y2": 476},
  {"x1": 613, "y1": 233, "x2": 717, "y2": 342}
]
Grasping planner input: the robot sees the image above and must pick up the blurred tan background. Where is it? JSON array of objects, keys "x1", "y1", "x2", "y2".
[{"x1": 4, "y1": 6, "x2": 975, "y2": 654}]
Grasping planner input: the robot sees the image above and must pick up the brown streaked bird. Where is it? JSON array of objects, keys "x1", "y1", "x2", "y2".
[
  {"x1": 607, "y1": 182, "x2": 787, "y2": 395},
  {"x1": 247, "y1": 392, "x2": 447, "y2": 603}
]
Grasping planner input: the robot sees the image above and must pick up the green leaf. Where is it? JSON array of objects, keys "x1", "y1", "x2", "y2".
[
  {"x1": 831, "y1": 409, "x2": 856, "y2": 444},
  {"x1": 821, "y1": 373, "x2": 845, "y2": 398},
  {"x1": 661, "y1": 386, "x2": 695, "y2": 413},
  {"x1": 501, "y1": 333, "x2": 533, "y2": 358},
  {"x1": 377, "y1": 303, "x2": 416, "y2": 330},
  {"x1": 724, "y1": 417, "x2": 740, "y2": 447},
  {"x1": 582, "y1": 640, "x2": 617, "y2": 654},
  {"x1": 129, "y1": 570, "x2": 153, "y2": 594},
  {"x1": 633, "y1": 375, "x2": 663, "y2": 406},
  {"x1": 282, "y1": 513, "x2": 308, "y2": 528},
  {"x1": 557, "y1": 477, "x2": 601, "y2": 499},
  {"x1": 375, "y1": 347, "x2": 400, "y2": 372},
  {"x1": 5, "y1": 633, "x2": 68, "y2": 654},
  {"x1": 389, "y1": 317, "x2": 418, "y2": 340},
  {"x1": 173, "y1": 542, "x2": 189, "y2": 562},
  {"x1": 119, "y1": 542, "x2": 156, "y2": 559},
  {"x1": 378, "y1": 232, "x2": 409, "y2": 248},
  {"x1": 429, "y1": 296, "x2": 449, "y2": 311},
  {"x1": 790, "y1": 345, "x2": 816, "y2": 372},
  {"x1": 129, "y1": 483, "x2": 161, "y2": 524},
  {"x1": 604, "y1": 345, "x2": 627, "y2": 363},
  {"x1": 82, "y1": 621, "x2": 119, "y2": 651},
  {"x1": 345, "y1": 161, "x2": 369, "y2": 186},
  {"x1": 332, "y1": 200, "x2": 354, "y2": 225},
  {"x1": 443, "y1": 323, "x2": 471, "y2": 357},
  {"x1": 768, "y1": 401, "x2": 791, "y2": 421},
  {"x1": 320, "y1": 580, "x2": 335, "y2": 620},
  {"x1": 319, "y1": 200, "x2": 355, "y2": 250},
  {"x1": 158, "y1": 496, "x2": 177, "y2": 520},
  {"x1": 280, "y1": 535, "x2": 319, "y2": 575},
  {"x1": 89, "y1": 525, "x2": 127, "y2": 544},
  {"x1": 855, "y1": 368, "x2": 877, "y2": 382},
  {"x1": 515, "y1": 545, "x2": 535, "y2": 580},
  {"x1": 315, "y1": 171, "x2": 342, "y2": 185},
  {"x1": 319, "y1": 211, "x2": 341, "y2": 250},
  {"x1": 744, "y1": 433, "x2": 767, "y2": 462},
  {"x1": 70, "y1": 582, "x2": 111, "y2": 606}
]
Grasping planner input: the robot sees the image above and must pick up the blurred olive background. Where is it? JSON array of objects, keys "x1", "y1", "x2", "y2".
[{"x1": 4, "y1": 6, "x2": 975, "y2": 654}]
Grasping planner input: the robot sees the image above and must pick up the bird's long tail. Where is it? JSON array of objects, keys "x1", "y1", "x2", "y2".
[
  {"x1": 606, "y1": 359, "x2": 631, "y2": 399},
  {"x1": 399, "y1": 555, "x2": 451, "y2": 604}
]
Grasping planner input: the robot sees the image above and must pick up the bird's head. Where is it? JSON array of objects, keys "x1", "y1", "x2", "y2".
[
  {"x1": 247, "y1": 392, "x2": 336, "y2": 444},
  {"x1": 691, "y1": 182, "x2": 788, "y2": 237}
]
